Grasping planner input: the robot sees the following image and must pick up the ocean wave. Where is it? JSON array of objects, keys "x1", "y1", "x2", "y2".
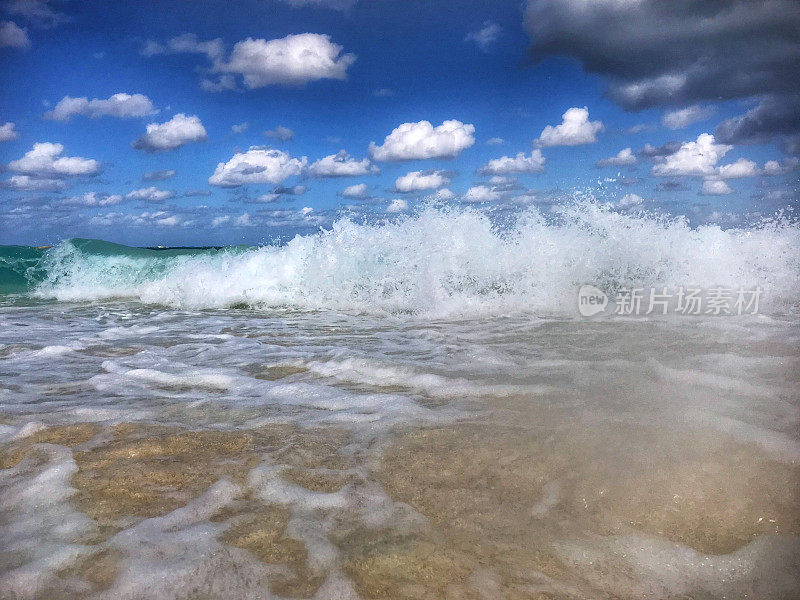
[{"x1": 3, "y1": 202, "x2": 799, "y2": 317}]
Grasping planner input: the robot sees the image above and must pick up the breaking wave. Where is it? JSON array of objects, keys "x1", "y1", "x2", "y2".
[{"x1": 3, "y1": 202, "x2": 799, "y2": 317}]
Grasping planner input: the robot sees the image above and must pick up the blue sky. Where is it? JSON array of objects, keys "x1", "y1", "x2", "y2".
[{"x1": 1, "y1": 0, "x2": 798, "y2": 246}]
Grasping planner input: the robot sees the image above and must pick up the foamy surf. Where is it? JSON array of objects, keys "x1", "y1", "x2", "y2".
[{"x1": 1, "y1": 202, "x2": 795, "y2": 318}]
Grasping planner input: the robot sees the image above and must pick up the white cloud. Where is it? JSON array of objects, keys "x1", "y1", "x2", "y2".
[
  {"x1": 479, "y1": 150, "x2": 545, "y2": 175},
  {"x1": 465, "y1": 21, "x2": 501, "y2": 52},
  {"x1": 90, "y1": 211, "x2": 188, "y2": 228},
  {"x1": 341, "y1": 183, "x2": 369, "y2": 198},
  {"x1": 275, "y1": 0, "x2": 358, "y2": 11},
  {"x1": 615, "y1": 193, "x2": 644, "y2": 209},
  {"x1": 62, "y1": 192, "x2": 124, "y2": 206},
  {"x1": 264, "y1": 125, "x2": 295, "y2": 141},
  {"x1": 486, "y1": 137, "x2": 504, "y2": 145},
  {"x1": 125, "y1": 186, "x2": 176, "y2": 203},
  {"x1": 212, "y1": 215, "x2": 231, "y2": 227},
  {"x1": 651, "y1": 134, "x2": 732, "y2": 177},
  {"x1": 214, "y1": 34, "x2": 356, "y2": 88},
  {"x1": 8, "y1": 142, "x2": 100, "y2": 178},
  {"x1": 373, "y1": 88, "x2": 394, "y2": 97},
  {"x1": 231, "y1": 122, "x2": 249, "y2": 134},
  {"x1": 661, "y1": 105, "x2": 715, "y2": 130},
  {"x1": 387, "y1": 198, "x2": 409, "y2": 213},
  {"x1": 596, "y1": 147, "x2": 637, "y2": 168},
  {"x1": 763, "y1": 158, "x2": 800, "y2": 176},
  {"x1": 434, "y1": 188, "x2": 454, "y2": 201},
  {"x1": 536, "y1": 107, "x2": 604, "y2": 147},
  {"x1": 0, "y1": 21, "x2": 29, "y2": 48},
  {"x1": 143, "y1": 169, "x2": 176, "y2": 181},
  {"x1": 209, "y1": 147, "x2": 307, "y2": 187},
  {"x1": 309, "y1": 150, "x2": 376, "y2": 177},
  {"x1": 132, "y1": 114, "x2": 207, "y2": 152},
  {"x1": 0, "y1": 122, "x2": 19, "y2": 141},
  {"x1": 44, "y1": 93, "x2": 156, "y2": 121},
  {"x1": 2, "y1": 174, "x2": 66, "y2": 191},
  {"x1": 463, "y1": 185, "x2": 501, "y2": 203},
  {"x1": 6, "y1": 0, "x2": 69, "y2": 29},
  {"x1": 369, "y1": 119, "x2": 475, "y2": 161},
  {"x1": 300, "y1": 206, "x2": 314, "y2": 215},
  {"x1": 235, "y1": 213, "x2": 254, "y2": 227},
  {"x1": 701, "y1": 179, "x2": 733, "y2": 195},
  {"x1": 716, "y1": 158, "x2": 759, "y2": 179},
  {"x1": 394, "y1": 170, "x2": 450, "y2": 192},
  {"x1": 142, "y1": 33, "x2": 224, "y2": 60}
]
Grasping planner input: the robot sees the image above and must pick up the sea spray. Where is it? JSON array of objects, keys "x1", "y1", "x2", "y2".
[{"x1": 3, "y1": 202, "x2": 797, "y2": 317}]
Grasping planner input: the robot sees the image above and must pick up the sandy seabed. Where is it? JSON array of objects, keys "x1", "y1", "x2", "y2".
[{"x1": 2, "y1": 407, "x2": 798, "y2": 600}]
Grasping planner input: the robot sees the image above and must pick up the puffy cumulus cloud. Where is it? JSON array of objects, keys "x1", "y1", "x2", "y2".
[
  {"x1": 701, "y1": 179, "x2": 733, "y2": 196},
  {"x1": 2, "y1": 174, "x2": 66, "y2": 191},
  {"x1": 715, "y1": 95, "x2": 800, "y2": 154},
  {"x1": 596, "y1": 147, "x2": 637, "y2": 168},
  {"x1": 386, "y1": 198, "x2": 409, "y2": 213},
  {"x1": 61, "y1": 192, "x2": 124, "y2": 207},
  {"x1": 661, "y1": 105, "x2": 715, "y2": 130},
  {"x1": 132, "y1": 114, "x2": 207, "y2": 153},
  {"x1": 463, "y1": 185, "x2": 501, "y2": 203},
  {"x1": 264, "y1": 126, "x2": 295, "y2": 141},
  {"x1": 213, "y1": 34, "x2": 356, "y2": 89},
  {"x1": 465, "y1": 21, "x2": 501, "y2": 52},
  {"x1": 44, "y1": 93, "x2": 156, "y2": 121},
  {"x1": 341, "y1": 183, "x2": 369, "y2": 198},
  {"x1": 535, "y1": 107, "x2": 603, "y2": 147},
  {"x1": 308, "y1": 150, "x2": 377, "y2": 177},
  {"x1": 125, "y1": 187, "x2": 176, "y2": 203},
  {"x1": 231, "y1": 122, "x2": 249, "y2": 134},
  {"x1": 479, "y1": 149, "x2": 545, "y2": 175},
  {"x1": 651, "y1": 134, "x2": 732, "y2": 178},
  {"x1": 369, "y1": 120, "x2": 476, "y2": 161},
  {"x1": 141, "y1": 33, "x2": 224, "y2": 60},
  {"x1": 716, "y1": 158, "x2": 760, "y2": 180},
  {"x1": 0, "y1": 122, "x2": 19, "y2": 141},
  {"x1": 0, "y1": 21, "x2": 29, "y2": 48},
  {"x1": 763, "y1": 157, "x2": 800, "y2": 176},
  {"x1": 7, "y1": 142, "x2": 100, "y2": 178},
  {"x1": 143, "y1": 169, "x2": 176, "y2": 182},
  {"x1": 394, "y1": 170, "x2": 450, "y2": 192},
  {"x1": 211, "y1": 215, "x2": 230, "y2": 227},
  {"x1": 209, "y1": 147, "x2": 307, "y2": 187},
  {"x1": 524, "y1": 1, "x2": 800, "y2": 110}
]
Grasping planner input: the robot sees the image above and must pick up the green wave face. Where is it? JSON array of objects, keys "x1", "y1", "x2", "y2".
[{"x1": 0, "y1": 239, "x2": 226, "y2": 296}]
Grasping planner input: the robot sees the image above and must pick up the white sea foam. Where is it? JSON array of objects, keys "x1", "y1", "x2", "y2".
[{"x1": 32, "y1": 202, "x2": 800, "y2": 318}]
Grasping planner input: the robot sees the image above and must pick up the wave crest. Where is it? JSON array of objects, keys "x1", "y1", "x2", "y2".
[{"x1": 29, "y1": 202, "x2": 800, "y2": 317}]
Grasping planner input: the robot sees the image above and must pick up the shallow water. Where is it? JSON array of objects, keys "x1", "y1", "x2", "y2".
[
  {"x1": 1, "y1": 205, "x2": 799, "y2": 598},
  {"x1": 1, "y1": 301, "x2": 799, "y2": 599}
]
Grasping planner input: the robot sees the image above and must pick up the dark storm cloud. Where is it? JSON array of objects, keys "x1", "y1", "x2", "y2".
[
  {"x1": 524, "y1": 0, "x2": 800, "y2": 110},
  {"x1": 716, "y1": 95, "x2": 800, "y2": 154}
]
